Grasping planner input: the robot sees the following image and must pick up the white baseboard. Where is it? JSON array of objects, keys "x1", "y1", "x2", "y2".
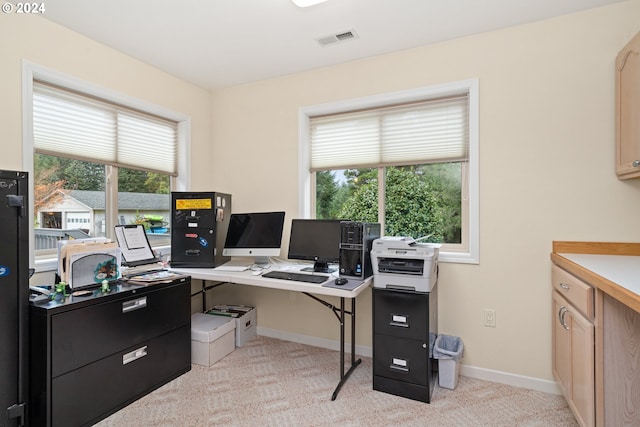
[
  {"x1": 256, "y1": 326, "x2": 560, "y2": 395},
  {"x1": 258, "y1": 326, "x2": 373, "y2": 357},
  {"x1": 459, "y1": 365, "x2": 561, "y2": 395}
]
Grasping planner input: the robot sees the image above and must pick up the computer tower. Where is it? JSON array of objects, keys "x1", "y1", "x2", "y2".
[
  {"x1": 170, "y1": 192, "x2": 231, "y2": 268},
  {"x1": 339, "y1": 221, "x2": 380, "y2": 280}
]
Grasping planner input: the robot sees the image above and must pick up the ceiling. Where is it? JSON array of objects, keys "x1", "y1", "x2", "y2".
[{"x1": 42, "y1": 0, "x2": 626, "y2": 90}]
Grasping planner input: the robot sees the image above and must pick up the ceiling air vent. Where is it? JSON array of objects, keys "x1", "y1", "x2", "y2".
[{"x1": 316, "y1": 29, "x2": 359, "y2": 47}]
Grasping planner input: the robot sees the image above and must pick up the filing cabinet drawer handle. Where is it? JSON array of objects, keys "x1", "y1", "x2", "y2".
[
  {"x1": 122, "y1": 346, "x2": 148, "y2": 365},
  {"x1": 122, "y1": 296, "x2": 147, "y2": 313},
  {"x1": 390, "y1": 358, "x2": 409, "y2": 373},
  {"x1": 390, "y1": 314, "x2": 409, "y2": 328}
]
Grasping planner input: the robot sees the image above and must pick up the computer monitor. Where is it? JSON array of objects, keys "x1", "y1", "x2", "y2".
[
  {"x1": 222, "y1": 211, "x2": 286, "y2": 265},
  {"x1": 287, "y1": 219, "x2": 343, "y2": 273}
]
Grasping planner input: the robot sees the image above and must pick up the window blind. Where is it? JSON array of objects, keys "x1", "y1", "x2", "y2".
[
  {"x1": 310, "y1": 94, "x2": 469, "y2": 171},
  {"x1": 33, "y1": 81, "x2": 178, "y2": 176}
]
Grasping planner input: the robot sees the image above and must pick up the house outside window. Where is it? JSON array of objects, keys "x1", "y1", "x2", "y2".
[
  {"x1": 299, "y1": 80, "x2": 479, "y2": 264},
  {"x1": 23, "y1": 63, "x2": 189, "y2": 270}
]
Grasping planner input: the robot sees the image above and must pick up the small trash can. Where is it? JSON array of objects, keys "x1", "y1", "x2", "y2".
[{"x1": 433, "y1": 334, "x2": 464, "y2": 390}]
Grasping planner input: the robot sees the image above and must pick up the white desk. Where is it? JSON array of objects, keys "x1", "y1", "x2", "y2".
[{"x1": 170, "y1": 264, "x2": 372, "y2": 400}]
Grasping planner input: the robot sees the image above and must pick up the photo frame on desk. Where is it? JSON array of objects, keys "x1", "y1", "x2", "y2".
[
  {"x1": 68, "y1": 248, "x2": 121, "y2": 289},
  {"x1": 59, "y1": 240, "x2": 119, "y2": 283},
  {"x1": 57, "y1": 237, "x2": 111, "y2": 280}
]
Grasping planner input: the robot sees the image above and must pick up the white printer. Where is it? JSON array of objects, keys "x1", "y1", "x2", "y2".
[{"x1": 370, "y1": 236, "x2": 440, "y2": 293}]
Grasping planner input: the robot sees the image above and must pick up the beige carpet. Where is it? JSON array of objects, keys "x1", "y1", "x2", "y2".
[{"x1": 96, "y1": 336, "x2": 577, "y2": 427}]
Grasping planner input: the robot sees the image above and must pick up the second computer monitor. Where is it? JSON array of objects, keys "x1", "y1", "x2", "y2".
[{"x1": 288, "y1": 219, "x2": 343, "y2": 273}]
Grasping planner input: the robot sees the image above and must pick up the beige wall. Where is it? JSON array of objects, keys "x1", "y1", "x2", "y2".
[
  {"x1": 0, "y1": 13, "x2": 213, "y2": 186},
  {"x1": 3, "y1": 1, "x2": 640, "y2": 386},
  {"x1": 206, "y1": 0, "x2": 640, "y2": 383}
]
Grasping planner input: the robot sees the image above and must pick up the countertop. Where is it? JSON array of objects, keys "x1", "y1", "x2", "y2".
[{"x1": 551, "y1": 241, "x2": 640, "y2": 313}]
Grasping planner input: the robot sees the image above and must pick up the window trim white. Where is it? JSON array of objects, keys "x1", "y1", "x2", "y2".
[
  {"x1": 22, "y1": 61, "x2": 191, "y2": 272},
  {"x1": 298, "y1": 79, "x2": 479, "y2": 264}
]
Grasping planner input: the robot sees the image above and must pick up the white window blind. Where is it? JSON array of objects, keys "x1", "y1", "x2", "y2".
[
  {"x1": 310, "y1": 94, "x2": 469, "y2": 171},
  {"x1": 33, "y1": 81, "x2": 178, "y2": 175}
]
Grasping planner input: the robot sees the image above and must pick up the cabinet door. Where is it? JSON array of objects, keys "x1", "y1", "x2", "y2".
[
  {"x1": 616, "y1": 30, "x2": 640, "y2": 179},
  {"x1": 552, "y1": 291, "x2": 595, "y2": 427},
  {"x1": 568, "y1": 305, "x2": 595, "y2": 427},
  {"x1": 552, "y1": 292, "x2": 571, "y2": 397}
]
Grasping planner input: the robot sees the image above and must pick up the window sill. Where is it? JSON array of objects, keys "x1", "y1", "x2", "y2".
[
  {"x1": 34, "y1": 257, "x2": 58, "y2": 273},
  {"x1": 438, "y1": 250, "x2": 479, "y2": 265}
]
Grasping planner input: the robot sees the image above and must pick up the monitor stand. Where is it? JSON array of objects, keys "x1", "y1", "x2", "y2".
[
  {"x1": 300, "y1": 261, "x2": 336, "y2": 274},
  {"x1": 224, "y1": 256, "x2": 272, "y2": 269},
  {"x1": 253, "y1": 256, "x2": 271, "y2": 267}
]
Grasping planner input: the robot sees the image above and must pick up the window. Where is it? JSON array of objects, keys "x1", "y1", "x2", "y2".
[
  {"x1": 299, "y1": 80, "x2": 479, "y2": 263},
  {"x1": 23, "y1": 63, "x2": 189, "y2": 270}
]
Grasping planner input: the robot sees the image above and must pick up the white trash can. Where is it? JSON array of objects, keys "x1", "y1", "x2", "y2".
[{"x1": 433, "y1": 334, "x2": 464, "y2": 390}]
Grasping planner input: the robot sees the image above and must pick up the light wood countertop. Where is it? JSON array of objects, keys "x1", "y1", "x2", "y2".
[{"x1": 551, "y1": 241, "x2": 640, "y2": 313}]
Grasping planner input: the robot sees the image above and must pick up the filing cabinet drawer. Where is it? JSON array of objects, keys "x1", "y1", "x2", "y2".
[
  {"x1": 374, "y1": 333, "x2": 429, "y2": 387},
  {"x1": 373, "y1": 288, "x2": 429, "y2": 340},
  {"x1": 51, "y1": 325, "x2": 190, "y2": 427},
  {"x1": 51, "y1": 282, "x2": 190, "y2": 377},
  {"x1": 552, "y1": 265, "x2": 594, "y2": 319}
]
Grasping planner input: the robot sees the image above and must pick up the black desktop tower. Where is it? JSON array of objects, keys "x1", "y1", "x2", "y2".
[
  {"x1": 170, "y1": 192, "x2": 231, "y2": 268},
  {"x1": 338, "y1": 221, "x2": 381, "y2": 280}
]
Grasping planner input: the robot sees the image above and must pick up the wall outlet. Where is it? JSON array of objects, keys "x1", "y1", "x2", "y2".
[{"x1": 484, "y1": 309, "x2": 496, "y2": 327}]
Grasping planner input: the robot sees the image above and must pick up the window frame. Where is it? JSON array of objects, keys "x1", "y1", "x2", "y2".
[
  {"x1": 298, "y1": 79, "x2": 479, "y2": 264},
  {"x1": 22, "y1": 61, "x2": 191, "y2": 272}
]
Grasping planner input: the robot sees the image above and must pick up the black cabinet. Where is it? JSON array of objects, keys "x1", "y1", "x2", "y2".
[
  {"x1": 372, "y1": 285, "x2": 437, "y2": 403},
  {"x1": 29, "y1": 278, "x2": 191, "y2": 427}
]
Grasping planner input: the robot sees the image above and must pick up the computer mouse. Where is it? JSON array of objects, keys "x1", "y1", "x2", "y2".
[{"x1": 334, "y1": 277, "x2": 349, "y2": 286}]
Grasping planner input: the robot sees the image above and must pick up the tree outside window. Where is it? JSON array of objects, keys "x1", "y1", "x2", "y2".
[{"x1": 316, "y1": 162, "x2": 462, "y2": 244}]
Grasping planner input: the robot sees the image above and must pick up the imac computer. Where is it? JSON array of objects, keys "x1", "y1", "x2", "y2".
[
  {"x1": 287, "y1": 219, "x2": 343, "y2": 273},
  {"x1": 222, "y1": 211, "x2": 286, "y2": 267}
]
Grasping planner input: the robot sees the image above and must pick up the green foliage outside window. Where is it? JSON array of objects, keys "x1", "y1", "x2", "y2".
[
  {"x1": 34, "y1": 154, "x2": 170, "y2": 194},
  {"x1": 316, "y1": 163, "x2": 462, "y2": 244}
]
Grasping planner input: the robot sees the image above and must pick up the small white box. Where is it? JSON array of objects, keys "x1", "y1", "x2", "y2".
[
  {"x1": 191, "y1": 313, "x2": 235, "y2": 366},
  {"x1": 438, "y1": 358, "x2": 461, "y2": 390},
  {"x1": 207, "y1": 305, "x2": 256, "y2": 347}
]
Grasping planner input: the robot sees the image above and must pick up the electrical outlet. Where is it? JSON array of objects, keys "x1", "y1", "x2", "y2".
[{"x1": 484, "y1": 309, "x2": 496, "y2": 327}]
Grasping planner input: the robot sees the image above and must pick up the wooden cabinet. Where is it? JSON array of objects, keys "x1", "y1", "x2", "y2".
[
  {"x1": 551, "y1": 265, "x2": 597, "y2": 427},
  {"x1": 29, "y1": 278, "x2": 191, "y2": 427},
  {"x1": 372, "y1": 286, "x2": 437, "y2": 403},
  {"x1": 602, "y1": 293, "x2": 640, "y2": 426},
  {"x1": 616, "y1": 30, "x2": 640, "y2": 179}
]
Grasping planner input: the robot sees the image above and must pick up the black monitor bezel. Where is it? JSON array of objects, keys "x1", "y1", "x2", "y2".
[
  {"x1": 222, "y1": 211, "x2": 286, "y2": 257},
  {"x1": 287, "y1": 218, "x2": 344, "y2": 273}
]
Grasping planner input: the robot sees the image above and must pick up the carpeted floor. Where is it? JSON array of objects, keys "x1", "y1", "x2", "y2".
[{"x1": 96, "y1": 336, "x2": 577, "y2": 427}]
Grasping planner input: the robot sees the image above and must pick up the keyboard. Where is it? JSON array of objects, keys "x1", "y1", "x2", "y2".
[{"x1": 261, "y1": 270, "x2": 329, "y2": 284}]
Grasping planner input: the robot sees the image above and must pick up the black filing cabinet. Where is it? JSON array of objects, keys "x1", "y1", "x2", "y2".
[
  {"x1": 29, "y1": 278, "x2": 191, "y2": 427},
  {"x1": 373, "y1": 285, "x2": 437, "y2": 403}
]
